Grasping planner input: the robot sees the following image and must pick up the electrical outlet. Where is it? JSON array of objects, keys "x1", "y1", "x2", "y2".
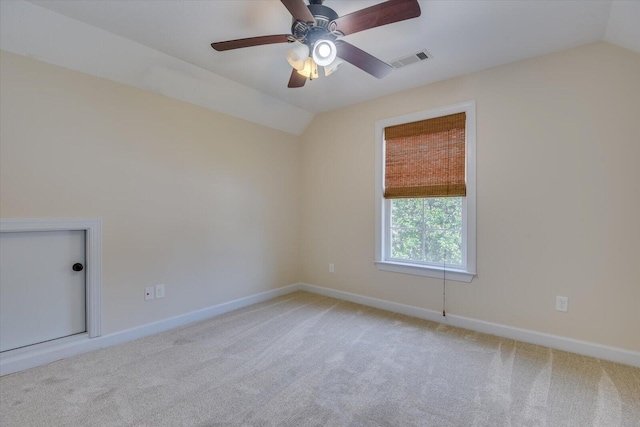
[
  {"x1": 145, "y1": 286, "x2": 155, "y2": 301},
  {"x1": 155, "y1": 284, "x2": 165, "y2": 299},
  {"x1": 329, "y1": 263, "x2": 334, "y2": 273},
  {"x1": 556, "y1": 296, "x2": 568, "y2": 312}
]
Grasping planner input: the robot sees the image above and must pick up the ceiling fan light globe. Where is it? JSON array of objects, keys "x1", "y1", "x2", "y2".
[
  {"x1": 286, "y1": 43, "x2": 310, "y2": 71},
  {"x1": 318, "y1": 44, "x2": 331, "y2": 58},
  {"x1": 324, "y1": 58, "x2": 344, "y2": 77},
  {"x1": 297, "y1": 57, "x2": 319, "y2": 79},
  {"x1": 312, "y1": 39, "x2": 337, "y2": 67}
]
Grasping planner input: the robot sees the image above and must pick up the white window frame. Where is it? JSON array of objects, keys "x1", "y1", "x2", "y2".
[{"x1": 375, "y1": 101, "x2": 476, "y2": 283}]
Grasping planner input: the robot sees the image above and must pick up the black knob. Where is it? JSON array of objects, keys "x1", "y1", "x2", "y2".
[{"x1": 72, "y1": 263, "x2": 84, "y2": 272}]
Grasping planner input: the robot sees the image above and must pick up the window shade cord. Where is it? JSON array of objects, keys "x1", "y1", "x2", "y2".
[
  {"x1": 442, "y1": 267, "x2": 446, "y2": 317},
  {"x1": 442, "y1": 129, "x2": 451, "y2": 318}
]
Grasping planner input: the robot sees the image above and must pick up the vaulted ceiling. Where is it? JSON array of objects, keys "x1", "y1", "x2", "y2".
[{"x1": 2, "y1": 1, "x2": 639, "y2": 135}]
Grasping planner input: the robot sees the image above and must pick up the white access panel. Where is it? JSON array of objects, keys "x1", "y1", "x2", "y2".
[{"x1": 0, "y1": 230, "x2": 86, "y2": 352}]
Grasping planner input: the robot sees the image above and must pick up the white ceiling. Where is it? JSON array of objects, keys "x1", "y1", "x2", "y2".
[{"x1": 3, "y1": 1, "x2": 639, "y2": 134}]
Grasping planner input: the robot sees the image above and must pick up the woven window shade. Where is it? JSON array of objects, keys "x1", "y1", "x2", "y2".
[{"x1": 384, "y1": 112, "x2": 466, "y2": 199}]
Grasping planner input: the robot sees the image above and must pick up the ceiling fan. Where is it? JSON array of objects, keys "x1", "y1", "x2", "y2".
[{"x1": 211, "y1": 0, "x2": 421, "y2": 88}]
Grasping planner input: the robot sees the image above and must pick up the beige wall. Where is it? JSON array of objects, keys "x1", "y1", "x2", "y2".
[
  {"x1": 300, "y1": 42, "x2": 640, "y2": 352},
  {"x1": 0, "y1": 51, "x2": 301, "y2": 334},
  {"x1": 2, "y1": 42, "x2": 639, "y2": 352}
]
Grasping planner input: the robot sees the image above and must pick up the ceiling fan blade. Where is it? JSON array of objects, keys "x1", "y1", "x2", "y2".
[
  {"x1": 335, "y1": 41, "x2": 393, "y2": 79},
  {"x1": 288, "y1": 69, "x2": 307, "y2": 88},
  {"x1": 333, "y1": 0, "x2": 421, "y2": 36},
  {"x1": 280, "y1": 0, "x2": 316, "y2": 24},
  {"x1": 211, "y1": 34, "x2": 292, "y2": 51}
]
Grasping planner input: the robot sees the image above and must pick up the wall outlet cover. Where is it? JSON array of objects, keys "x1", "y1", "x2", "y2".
[
  {"x1": 556, "y1": 296, "x2": 568, "y2": 312},
  {"x1": 145, "y1": 286, "x2": 155, "y2": 301}
]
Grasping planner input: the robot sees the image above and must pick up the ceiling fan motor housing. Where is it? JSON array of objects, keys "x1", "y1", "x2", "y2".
[{"x1": 292, "y1": 3, "x2": 340, "y2": 45}]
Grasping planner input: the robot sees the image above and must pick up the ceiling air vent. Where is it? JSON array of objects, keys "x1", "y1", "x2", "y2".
[{"x1": 390, "y1": 49, "x2": 432, "y2": 69}]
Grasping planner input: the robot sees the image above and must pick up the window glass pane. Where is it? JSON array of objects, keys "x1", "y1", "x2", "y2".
[
  {"x1": 423, "y1": 230, "x2": 463, "y2": 265},
  {"x1": 391, "y1": 198, "x2": 424, "y2": 228},
  {"x1": 390, "y1": 197, "x2": 463, "y2": 265},
  {"x1": 424, "y1": 198, "x2": 462, "y2": 230},
  {"x1": 390, "y1": 227, "x2": 423, "y2": 261}
]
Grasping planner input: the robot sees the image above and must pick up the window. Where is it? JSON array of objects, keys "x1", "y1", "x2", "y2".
[{"x1": 375, "y1": 102, "x2": 476, "y2": 282}]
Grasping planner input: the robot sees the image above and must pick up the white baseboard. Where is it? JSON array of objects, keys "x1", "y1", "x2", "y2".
[
  {"x1": 298, "y1": 283, "x2": 640, "y2": 368},
  {"x1": 4, "y1": 282, "x2": 638, "y2": 375},
  {"x1": 0, "y1": 284, "x2": 301, "y2": 376}
]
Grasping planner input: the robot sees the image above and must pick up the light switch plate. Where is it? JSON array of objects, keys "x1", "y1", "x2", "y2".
[{"x1": 155, "y1": 284, "x2": 165, "y2": 299}]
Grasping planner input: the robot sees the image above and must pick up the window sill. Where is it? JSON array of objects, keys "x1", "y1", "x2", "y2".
[{"x1": 375, "y1": 261, "x2": 475, "y2": 283}]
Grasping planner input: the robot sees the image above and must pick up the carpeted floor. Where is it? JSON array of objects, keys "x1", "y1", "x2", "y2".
[{"x1": 1, "y1": 291, "x2": 639, "y2": 426}]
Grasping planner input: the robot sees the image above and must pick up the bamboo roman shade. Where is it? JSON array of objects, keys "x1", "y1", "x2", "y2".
[{"x1": 384, "y1": 112, "x2": 466, "y2": 199}]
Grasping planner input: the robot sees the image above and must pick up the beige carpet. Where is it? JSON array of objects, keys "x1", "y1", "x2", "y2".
[{"x1": 1, "y1": 291, "x2": 638, "y2": 426}]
